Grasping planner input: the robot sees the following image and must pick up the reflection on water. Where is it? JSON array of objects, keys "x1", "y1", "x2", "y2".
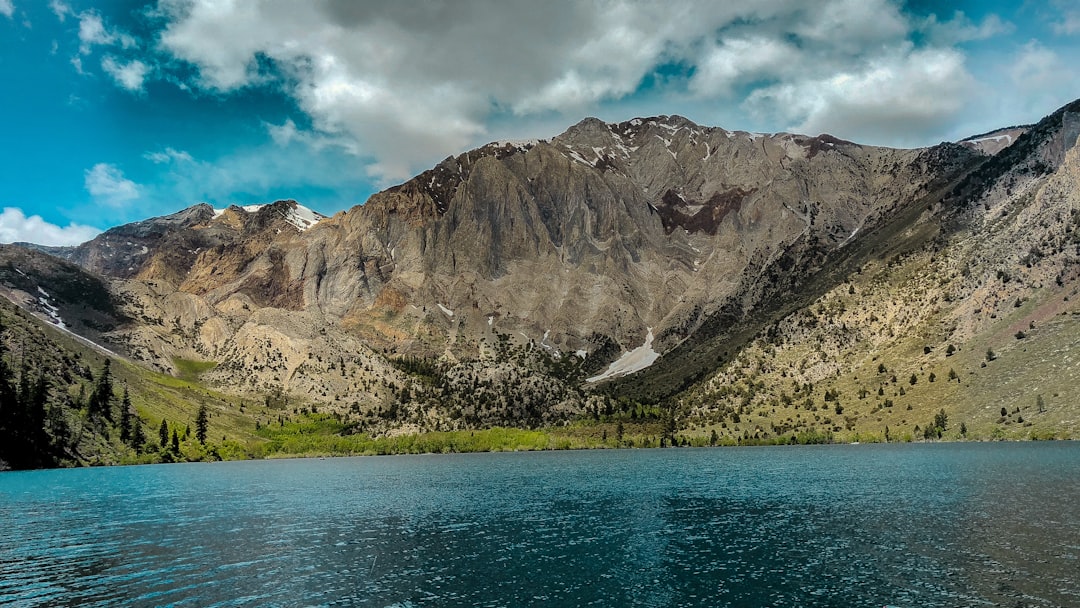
[{"x1": 1, "y1": 443, "x2": 1077, "y2": 607}]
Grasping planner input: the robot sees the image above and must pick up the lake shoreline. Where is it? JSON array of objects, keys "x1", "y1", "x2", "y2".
[{"x1": 5, "y1": 424, "x2": 1074, "y2": 472}]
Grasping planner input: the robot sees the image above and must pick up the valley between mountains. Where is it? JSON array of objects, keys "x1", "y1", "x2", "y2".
[{"x1": 3, "y1": 100, "x2": 1080, "y2": 468}]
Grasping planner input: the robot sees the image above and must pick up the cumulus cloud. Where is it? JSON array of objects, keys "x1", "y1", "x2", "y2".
[
  {"x1": 152, "y1": 0, "x2": 993, "y2": 179},
  {"x1": 146, "y1": 1, "x2": 804, "y2": 180},
  {"x1": 746, "y1": 46, "x2": 975, "y2": 146},
  {"x1": 102, "y1": 56, "x2": 149, "y2": 92},
  {"x1": 85, "y1": 163, "x2": 140, "y2": 207},
  {"x1": 0, "y1": 0, "x2": 14, "y2": 19},
  {"x1": 77, "y1": 9, "x2": 135, "y2": 54},
  {"x1": 77, "y1": 11, "x2": 112, "y2": 52},
  {"x1": 0, "y1": 208, "x2": 100, "y2": 247},
  {"x1": 690, "y1": 36, "x2": 800, "y2": 97},
  {"x1": 266, "y1": 119, "x2": 358, "y2": 155},
  {"x1": 48, "y1": 0, "x2": 71, "y2": 22}
]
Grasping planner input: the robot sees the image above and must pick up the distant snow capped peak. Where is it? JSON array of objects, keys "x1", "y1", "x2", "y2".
[
  {"x1": 282, "y1": 202, "x2": 325, "y2": 231},
  {"x1": 213, "y1": 201, "x2": 327, "y2": 231}
]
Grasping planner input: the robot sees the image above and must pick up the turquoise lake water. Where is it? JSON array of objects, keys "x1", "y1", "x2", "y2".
[{"x1": 1, "y1": 443, "x2": 1078, "y2": 607}]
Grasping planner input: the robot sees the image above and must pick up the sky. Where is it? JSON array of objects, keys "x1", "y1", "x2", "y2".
[{"x1": 0, "y1": 1, "x2": 1077, "y2": 246}]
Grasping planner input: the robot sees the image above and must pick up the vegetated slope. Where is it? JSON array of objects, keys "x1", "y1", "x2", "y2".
[
  {"x1": 0, "y1": 290, "x2": 327, "y2": 470},
  {"x1": 0, "y1": 246, "x2": 281, "y2": 469},
  {"x1": 0, "y1": 296, "x2": 173, "y2": 469},
  {"x1": 673, "y1": 100, "x2": 1080, "y2": 444}
]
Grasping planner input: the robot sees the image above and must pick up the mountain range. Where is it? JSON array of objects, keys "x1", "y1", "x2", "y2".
[{"x1": 3, "y1": 99, "x2": 1079, "y2": 467}]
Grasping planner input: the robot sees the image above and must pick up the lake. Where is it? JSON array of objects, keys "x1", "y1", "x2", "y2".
[{"x1": 1, "y1": 443, "x2": 1078, "y2": 607}]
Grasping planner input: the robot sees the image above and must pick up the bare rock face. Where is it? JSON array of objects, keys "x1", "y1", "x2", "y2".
[
  {"x1": 0, "y1": 244, "x2": 123, "y2": 339},
  {"x1": 293, "y1": 115, "x2": 971, "y2": 363}
]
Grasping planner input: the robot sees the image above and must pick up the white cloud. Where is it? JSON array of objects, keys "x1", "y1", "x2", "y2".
[
  {"x1": 1056, "y1": 13, "x2": 1080, "y2": 35},
  {"x1": 49, "y1": 0, "x2": 71, "y2": 22},
  {"x1": 0, "y1": 0, "x2": 14, "y2": 19},
  {"x1": 1058, "y1": 14, "x2": 1080, "y2": 35},
  {"x1": 144, "y1": 147, "x2": 193, "y2": 164},
  {"x1": 155, "y1": 1, "x2": 808, "y2": 181},
  {"x1": 77, "y1": 10, "x2": 135, "y2": 54},
  {"x1": 102, "y1": 56, "x2": 149, "y2": 92},
  {"x1": 152, "y1": 0, "x2": 1013, "y2": 178},
  {"x1": 85, "y1": 163, "x2": 140, "y2": 207},
  {"x1": 792, "y1": 0, "x2": 909, "y2": 50},
  {"x1": 1009, "y1": 41, "x2": 1067, "y2": 91},
  {"x1": 746, "y1": 46, "x2": 975, "y2": 146},
  {"x1": 920, "y1": 11, "x2": 1012, "y2": 45},
  {"x1": 0, "y1": 208, "x2": 100, "y2": 247},
  {"x1": 998, "y1": 41, "x2": 1076, "y2": 122},
  {"x1": 690, "y1": 36, "x2": 799, "y2": 97},
  {"x1": 1059, "y1": 14, "x2": 1080, "y2": 35},
  {"x1": 1051, "y1": 0, "x2": 1080, "y2": 36},
  {"x1": 78, "y1": 11, "x2": 113, "y2": 53},
  {"x1": 266, "y1": 119, "x2": 358, "y2": 155}
]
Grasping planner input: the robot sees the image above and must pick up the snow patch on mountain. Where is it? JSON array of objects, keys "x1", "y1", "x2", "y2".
[
  {"x1": 586, "y1": 328, "x2": 660, "y2": 383},
  {"x1": 491, "y1": 139, "x2": 540, "y2": 150},
  {"x1": 214, "y1": 202, "x2": 326, "y2": 231},
  {"x1": 283, "y1": 204, "x2": 323, "y2": 231},
  {"x1": 36, "y1": 286, "x2": 66, "y2": 329},
  {"x1": 959, "y1": 127, "x2": 1028, "y2": 156}
]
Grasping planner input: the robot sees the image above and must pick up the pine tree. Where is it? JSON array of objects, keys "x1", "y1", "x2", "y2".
[
  {"x1": 27, "y1": 369, "x2": 49, "y2": 462},
  {"x1": 119, "y1": 387, "x2": 132, "y2": 444},
  {"x1": 89, "y1": 360, "x2": 114, "y2": 421},
  {"x1": 195, "y1": 404, "x2": 209, "y2": 444},
  {"x1": 0, "y1": 316, "x2": 14, "y2": 461},
  {"x1": 159, "y1": 419, "x2": 169, "y2": 449},
  {"x1": 130, "y1": 418, "x2": 146, "y2": 452},
  {"x1": 934, "y1": 409, "x2": 948, "y2": 435},
  {"x1": 170, "y1": 428, "x2": 180, "y2": 453}
]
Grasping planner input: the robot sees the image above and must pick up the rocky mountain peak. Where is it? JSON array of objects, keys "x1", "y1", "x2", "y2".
[
  {"x1": 213, "y1": 200, "x2": 326, "y2": 233},
  {"x1": 949, "y1": 99, "x2": 1080, "y2": 208},
  {"x1": 959, "y1": 127, "x2": 1029, "y2": 156}
]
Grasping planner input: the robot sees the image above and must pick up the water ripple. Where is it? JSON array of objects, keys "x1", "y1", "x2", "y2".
[{"x1": 0, "y1": 444, "x2": 1077, "y2": 606}]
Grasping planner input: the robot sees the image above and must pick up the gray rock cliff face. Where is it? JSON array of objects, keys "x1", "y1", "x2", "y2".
[{"x1": 287, "y1": 115, "x2": 972, "y2": 358}]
